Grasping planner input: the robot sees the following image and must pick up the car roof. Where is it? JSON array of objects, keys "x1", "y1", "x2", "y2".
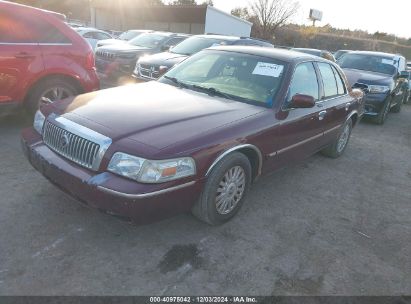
[
  {"x1": 348, "y1": 51, "x2": 404, "y2": 59},
  {"x1": 148, "y1": 31, "x2": 190, "y2": 37},
  {"x1": 208, "y1": 46, "x2": 324, "y2": 63},
  {"x1": 292, "y1": 48, "x2": 327, "y2": 53},
  {"x1": 75, "y1": 27, "x2": 106, "y2": 33},
  {"x1": 125, "y1": 29, "x2": 152, "y2": 33},
  {"x1": 194, "y1": 34, "x2": 269, "y2": 43}
]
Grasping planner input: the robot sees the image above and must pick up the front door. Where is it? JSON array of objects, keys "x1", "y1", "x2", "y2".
[{"x1": 271, "y1": 62, "x2": 327, "y2": 166}]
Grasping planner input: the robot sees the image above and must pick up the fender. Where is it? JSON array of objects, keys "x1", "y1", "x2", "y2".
[{"x1": 205, "y1": 144, "x2": 263, "y2": 177}]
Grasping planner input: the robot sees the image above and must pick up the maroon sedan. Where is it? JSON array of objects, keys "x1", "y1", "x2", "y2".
[{"x1": 22, "y1": 47, "x2": 364, "y2": 225}]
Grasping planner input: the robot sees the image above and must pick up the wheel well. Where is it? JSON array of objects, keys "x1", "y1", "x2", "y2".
[
  {"x1": 24, "y1": 74, "x2": 83, "y2": 104},
  {"x1": 350, "y1": 113, "x2": 358, "y2": 127},
  {"x1": 237, "y1": 147, "x2": 261, "y2": 181}
]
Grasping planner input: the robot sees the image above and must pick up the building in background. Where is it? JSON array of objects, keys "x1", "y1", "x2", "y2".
[{"x1": 90, "y1": 2, "x2": 252, "y2": 37}]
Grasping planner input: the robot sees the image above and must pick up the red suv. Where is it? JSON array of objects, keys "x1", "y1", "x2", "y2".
[{"x1": 0, "y1": 1, "x2": 99, "y2": 116}]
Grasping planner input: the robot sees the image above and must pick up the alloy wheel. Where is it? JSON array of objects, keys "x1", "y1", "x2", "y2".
[
  {"x1": 337, "y1": 124, "x2": 350, "y2": 153},
  {"x1": 215, "y1": 166, "x2": 246, "y2": 215},
  {"x1": 39, "y1": 87, "x2": 73, "y2": 104}
]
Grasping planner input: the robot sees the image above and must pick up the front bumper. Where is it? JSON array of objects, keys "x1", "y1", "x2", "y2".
[
  {"x1": 363, "y1": 93, "x2": 389, "y2": 116},
  {"x1": 21, "y1": 128, "x2": 202, "y2": 224}
]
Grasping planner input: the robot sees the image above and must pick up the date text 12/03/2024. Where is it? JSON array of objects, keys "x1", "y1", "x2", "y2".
[{"x1": 149, "y1": 297, "x2": 258, "y2": 303}]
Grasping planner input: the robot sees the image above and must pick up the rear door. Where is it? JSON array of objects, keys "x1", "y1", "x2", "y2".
[
  {"x1": 0, "y1": 8, "x2": 42, "y2": 104},
  {"x1": 316, "y1": 62, "x2": 351, "y2": 143}
]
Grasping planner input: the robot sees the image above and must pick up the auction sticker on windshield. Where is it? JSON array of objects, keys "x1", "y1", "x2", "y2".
[{"x1": 252, "y1": 62, "x2": 284, "y2": 77}]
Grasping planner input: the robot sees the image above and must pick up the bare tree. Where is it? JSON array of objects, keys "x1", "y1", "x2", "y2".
[{"x1": 249, "y1": 0, "x2": 299, "y2": 40}]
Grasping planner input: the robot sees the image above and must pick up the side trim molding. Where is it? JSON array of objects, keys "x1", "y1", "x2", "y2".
[
  {"x1": 268, "y1": 123, "x2": 343, "y2": 157},
  {"x1": 205, "y1": 144, "x2": 263, "y2": 177},
  {"x1": 97, "y1": 181, "x2": 196, "y2": 199}
]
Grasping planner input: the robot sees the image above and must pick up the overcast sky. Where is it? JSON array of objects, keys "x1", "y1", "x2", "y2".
[{"x1": 210, "y1": 0, "x2": 411, "y2": 39}]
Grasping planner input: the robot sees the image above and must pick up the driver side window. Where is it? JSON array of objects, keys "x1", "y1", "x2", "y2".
[{"x1": 288, "y1": 62, "x2": 319, "y2": 103}]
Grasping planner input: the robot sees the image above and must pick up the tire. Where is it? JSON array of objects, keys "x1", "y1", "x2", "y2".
[
  {"x1": 192, "y1": 152, "x2": 252, "y2": 225},
  {"x1": 390, "y1": 94, "x2": 403, "y2": 113},
  {"x1": 321, "y1": 118, "x2": 353, "y2": 159},
  {"x1": 374, "y1": 97, "x2": 391, "y2": 125},
  {"x1": 25, "y1": 78, "x2": 78, "y2": 115}
]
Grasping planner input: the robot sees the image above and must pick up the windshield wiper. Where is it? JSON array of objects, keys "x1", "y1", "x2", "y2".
[
  {"x1": 163, "y1": 76, "x2": 190, "y2": 89},
  {"x1": 191, "y1": 85, "x2": 235, "y2": 101}
]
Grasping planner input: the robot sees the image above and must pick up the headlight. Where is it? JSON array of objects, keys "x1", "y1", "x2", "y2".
[
  {"x1": 107, "y1": 152, "x2": 196, "y2": 183},
  {"x1": 33, "y1": 110, "x2": 45, "y2": 134},
  {"x1": 368, "y1": 85, "x2": 390, "y2": 94}
]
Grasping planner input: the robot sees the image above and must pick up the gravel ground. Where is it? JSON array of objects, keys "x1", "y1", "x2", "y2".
[{"x1": 0, "y1": 105, "x2": 410, "y2": 296}]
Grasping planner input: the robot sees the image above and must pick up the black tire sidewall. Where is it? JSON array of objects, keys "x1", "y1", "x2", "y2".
[
  {"x1": 376, "y1": 97, "x2": 391, "y2": 124},
  {"x1": 200, "y1": 152, "x2": 252, "y2": 225}
]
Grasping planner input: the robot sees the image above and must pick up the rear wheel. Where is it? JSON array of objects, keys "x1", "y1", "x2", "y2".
[
  {"x1": 26, "y1": 78, "x2": 78, "y2": 115},
  {"x1": 192, "y1": 152, "x2": 251, "y2": 225},
  {"x1": 321, "y1": 118, "x2": 353, "y2": 158}
]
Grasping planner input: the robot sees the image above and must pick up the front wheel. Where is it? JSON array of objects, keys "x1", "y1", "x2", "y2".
[
  {"x1": 25, "y1": 78, "x2": 79, "y2": 115},
  {"x1": 390, "y1": 94, "x2": 404, "y2": 113},
  {"x1": 374, "y1": 97, "x2": 391, "y2": 125},
  {"x1": 192, "y1": 152, "x2": 251, "y2": 225},
  {"x1": 321, "y1": 119, "x2": 353, "y2": 158}
]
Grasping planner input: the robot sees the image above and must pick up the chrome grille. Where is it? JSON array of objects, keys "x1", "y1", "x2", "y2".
[
  {"x1": 96, "y1": 50, "x2": 116, "y2": 60},
  {"x1": 42, "y1": 117, "x2": 112, "y2": 171},
  {"x1": 138, "y1": 64, "x2": 160, "y2": 80}
]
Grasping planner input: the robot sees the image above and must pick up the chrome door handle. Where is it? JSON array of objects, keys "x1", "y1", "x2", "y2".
[{"x1": 318, "y1": 110, "x2": 327, "y2": 120}]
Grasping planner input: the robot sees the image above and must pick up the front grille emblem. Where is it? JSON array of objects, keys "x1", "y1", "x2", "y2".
[{"x1": 60, "y1": 134, "x2": 70, "y2": 149}]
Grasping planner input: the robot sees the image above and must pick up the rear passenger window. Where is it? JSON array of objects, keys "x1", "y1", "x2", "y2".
[
  {"x1": 331, "y1": 66, "x2": 346, "y2": 95},
  {"x1": 0, "y1": 11, "x2": 31, "y2": 43},
  {"x1": 288, "y1": 62, "x2": 319, "y2": 102},
  {"x1": 0, "y1": 9, "x2": 70, "y2": 44},
  {"x1": 318, "y1": 62, "x2": 338, "y2": 98}
]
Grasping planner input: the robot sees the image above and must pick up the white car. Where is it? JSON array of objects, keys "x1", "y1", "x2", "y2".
[
  {"x1": 75, "y1": 27, "x2": 113, "y2": 51},
  {"x1": 96, "y1": 29, "x2": 152, "y2": 48}
]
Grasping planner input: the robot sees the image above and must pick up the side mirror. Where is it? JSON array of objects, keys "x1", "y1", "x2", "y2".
[
  {"x1": 161, "y1": 45, "x2": 171, "y2": 51},
  {"x1": 399, "y1": 71, "x2": 410, "y2": 79},
  {"x1": 289, "y1": 94, "x2": 316, "y2": 108}
]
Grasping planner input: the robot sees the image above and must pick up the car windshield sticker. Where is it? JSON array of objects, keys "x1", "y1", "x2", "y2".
[
  {"x1": 382, "y1": 59, "x2": 394, "y2": 65},
  {"x1": 252, "y1": 62, "x2": 284, "y2": 77}
]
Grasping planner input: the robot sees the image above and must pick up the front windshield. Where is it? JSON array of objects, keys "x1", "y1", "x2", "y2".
[
  {"x1": 128, "y1": 33, "x2": 167, "y2": 48},
  {"x1": 160, "y1": 50, "x2": 287, "y2": 107},
  {"x1": 119, "y1": 31, "x2": 141, "y2": 41},
  {"x1": 339, "y1": 54, "x2": 397, "y2": 75},
  {"x1": 170, "y1": 37, "x2": 229, "y2": 56}
]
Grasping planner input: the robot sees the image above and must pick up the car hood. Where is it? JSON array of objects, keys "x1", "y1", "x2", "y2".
[
  {"x1": 97, "y1": 43, "x2": 151, "y2": 53},
  {"x1": 52, "y1": 82, "x2": 266, "y2": 150},
  {"x1": 139, "y1": 52, "x2": 188, "y2": 67},
  {"x1": 343, "y1": 68, "x2": 393, "y2": 86}
]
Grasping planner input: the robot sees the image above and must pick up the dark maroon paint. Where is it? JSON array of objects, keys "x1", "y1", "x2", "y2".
[{"x1": 21, "y1": 48, "x2": 364, "y2": 224}]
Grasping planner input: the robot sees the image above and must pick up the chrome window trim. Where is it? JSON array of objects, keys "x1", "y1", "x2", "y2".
[
  {"x1": 97, "y1": 181, "x2": 196, "y2": 199},
  {"x1": 45, "y1": 115, "x2": 112, "y2": 171},
  {"x1": 205, "y1": 144, "x2": 263, "y2": 177}
]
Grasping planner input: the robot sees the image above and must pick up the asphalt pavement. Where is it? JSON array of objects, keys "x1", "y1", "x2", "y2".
[{"x1": 0, "y1": 105, "x2": 410, "y2": 295}]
